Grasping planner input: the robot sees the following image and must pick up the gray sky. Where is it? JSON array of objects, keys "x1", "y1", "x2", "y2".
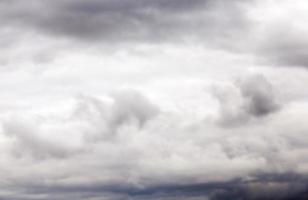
[{"x1": 1, "y1": 0, "x2": 308, "y2": 199}]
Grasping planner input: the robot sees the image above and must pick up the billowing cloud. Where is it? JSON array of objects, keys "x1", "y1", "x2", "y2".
[
  {"x1": 212, "y1": 74, "x2": 280, "y2": 126},
  {"x1": 0, "y1": 83, "x2": 308, "y2": 199},
  {"x1": 1, "y1": 89, "x2": 159, "y2": 158}
]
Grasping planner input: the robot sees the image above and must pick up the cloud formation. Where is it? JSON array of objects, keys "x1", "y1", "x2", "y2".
[
  {"x1": 1, "y1": 0, "x2": 308, "y2": 199},
  {"x1": 0, "y1": 79, "x2": 308, "y2": 199},
  {"x1": 212, "y1": 74, "x2": 280, "y2": 126},
  {"x1": 2, "y1": 89, "x2": 159, "y2": 159},
  {"x1": 2, "y1": 0, "x2": 308, "y2": 69}
]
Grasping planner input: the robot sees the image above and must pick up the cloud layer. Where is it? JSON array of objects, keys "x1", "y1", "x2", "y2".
[
  {"x1": 1, "y1": 0, "x2": 308, "y2": 199},
  {"x1": 0, "y1": 0, "x2": 247, "y2": 43}
]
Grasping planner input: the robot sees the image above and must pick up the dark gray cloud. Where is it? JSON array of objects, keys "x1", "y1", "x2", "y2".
[
  {"x1": 1, "y1": 173, "x2": 307, "y2": 200},
  {"x1": 3, "y1": 0, "x2": 308, "y2": 70},
  {"x1": 0, "y1": 0, "x2": 250, "y2": 45},
  {"x1": 0, "y1": 0, "x2": 254, "y2": 66},
  {"x1": 238, "y1": 74, "x2": 280, "y2": 117}
]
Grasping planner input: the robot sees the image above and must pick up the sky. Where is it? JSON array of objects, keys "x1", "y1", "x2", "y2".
[{"x1": 1, "y1": 0, "x2": 308, "y2": 199}]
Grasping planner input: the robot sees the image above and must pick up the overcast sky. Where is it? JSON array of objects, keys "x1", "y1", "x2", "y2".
[{"x1": 1, "y1": 0, "x2": 308, "y2": 199}]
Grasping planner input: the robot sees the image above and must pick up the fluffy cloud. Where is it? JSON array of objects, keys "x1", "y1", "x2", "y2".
[
  {"x1": 212, "y1": 74, "x2": 280, "y2": 126},
  {"x1": 1, "y1": 89, "x2": 159, "y2": 159},
  {"x1": 0, "y1": 80, "x2": 308, "y2": 199}
]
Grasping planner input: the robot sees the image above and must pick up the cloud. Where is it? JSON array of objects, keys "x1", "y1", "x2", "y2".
[
  {"x1": 3, "y1": 0, "x2": 308, "y2": 70},
  {"x1": 1, "y1": 89, "x2": 159, "y2": 159},
  {"x1": 0, "y1": 1, "x2": 308, "y2": 199},
  {"x1": 208, "y1": 174, "x2": 308, "y2": 200},
  {"x1": 243, "y1": 0, "x2": 308, "y2": 68},
  {"x1": 212, "y1": 74, "x2": 281, "y2": 126},
  {"x1": 110, "y1": 89, "x2": 160, "y2": 128},
  {"x1": 72, "y1": 89, "x2": 160, "y2": 141},
  {"x1": 0, "y1": 0, "x2": 250, "y2": 46},
  {"x1": 238, "y1": 74, "x2": 280, "y2": 117},
  {"x1": 0, "y1": 86, "x2": 308, "y2": 199},
  {"x1": 257, "y1": 27, "x2": 308, "y2": 68},
  {"x1": 1, "y1": 173, "x2": 307, "y2": 200},
  {"x1": 2, "y1": 117, "x2": 83, "y2": 159}
]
